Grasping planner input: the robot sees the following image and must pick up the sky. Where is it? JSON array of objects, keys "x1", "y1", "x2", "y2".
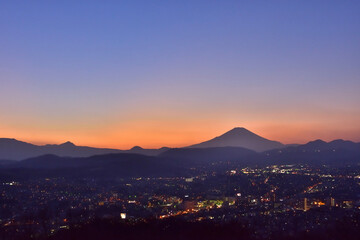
[{"x1": 1, "y1": 1, "x2": 360, "y2": 149}]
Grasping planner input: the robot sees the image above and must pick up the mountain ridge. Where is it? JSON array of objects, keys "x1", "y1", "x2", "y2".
[
  {"x1": 0, "y1": 138, "x2": 168, "y2": 160},
  {"x1": 1, "y1": 127, "x2": 359, "y2": 160},
  {"x1": 2, "y1": 140, "x2": 359, "y2": 178}
]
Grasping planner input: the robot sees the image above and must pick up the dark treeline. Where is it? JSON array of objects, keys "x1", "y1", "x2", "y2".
[{"x1": 3, "y1": 216, "x2": 359, "y2": 240}]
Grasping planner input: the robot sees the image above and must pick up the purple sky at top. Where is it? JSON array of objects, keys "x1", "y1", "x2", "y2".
[{"x1": 1, "y1": 1, "x2": 360, "y2": 148}]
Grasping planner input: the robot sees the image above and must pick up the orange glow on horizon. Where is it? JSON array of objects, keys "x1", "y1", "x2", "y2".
[{"x1": 1, "y1": 120, "x2": 359, "y2": 150}]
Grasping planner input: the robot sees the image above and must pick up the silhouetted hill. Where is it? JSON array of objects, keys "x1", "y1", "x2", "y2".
[
  {"x1": 8, "y1": 153, "x2": 185, "y2": 178},
  {"x1": 262, "y1": 139, "x2": 360, "y2": 166},
  {"x1": 16, "y1": 154, "x2": 81, "y2": 169},
  {"x1": 0, "y1": 138, "x2": 167, "y2": 160},
  {"x1": 15, "y1": 153, "x2": 154, "y2": 169},
  {"x1": 0, "y1": 138, "x2": 123, "y2": 160},
  {"x1": 0, "y1": 138, "x2": 42, "y2": 160},
  {"x1": 12, "y1": 147, "x2": 258, "y2": 174},
  {"x1": 301, "y1": 139, "x2": 360, "y2": 151},
  {"x1": 160, "y1": 147, "x2": 259, "y2": 167},
  {"x1": 0, "y1": 159, "x2": 16, "y2": 166},
  {"x1": 123, "y1": 146, "x2": 170, "y2": 156},
  {"x1": 188, "y1": 127, "x2": 284, "y2": 152}
]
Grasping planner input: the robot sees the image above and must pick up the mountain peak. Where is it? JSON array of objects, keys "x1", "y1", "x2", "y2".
[
  {"x1": 0, "y1": 138, "x2": 15, "y2": 143},
  {"x1": 232, "y1": 127, "x2": 247, "y2": 130},
  {"x1": 305, "y1": 139, "x2": 327, "y2": 146},
  {"x1": 0, "y1": 138, "x2": 24, "y2": 143},
  {"x1": 60, "y1": 141, "x2": 76, "y2": 147},
  {"x1": 189, "y1": 127, "x2": 284, "y2": 152},
  {"x1": 131, "y1": 146, "x2": 143, "y2": 150},
  {"x1": 223, "y1": 127, "x2": 254, "y2": 136}
]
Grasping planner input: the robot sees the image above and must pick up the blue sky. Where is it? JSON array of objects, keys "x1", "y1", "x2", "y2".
[{"x1": 1, "y1": 1, "x2": 360, "y2": 148}]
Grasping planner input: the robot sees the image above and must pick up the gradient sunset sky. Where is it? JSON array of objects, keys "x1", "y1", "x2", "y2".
[{"x1": 1, "y1": 1, "x2": 360, "y2": 149}]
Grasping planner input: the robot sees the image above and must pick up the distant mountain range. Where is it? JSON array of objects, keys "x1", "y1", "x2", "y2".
[
  {"x1": 0, "y1": 133, "x2": 359, "y2": 180},
  {"x1": 0, "y1": 128, "x2": 359, "y2": 166},
  {"x1": 0, "y1": 138, "x2": 168, "y2": 160},
  {"x1": 261, "y1": 139, "x2": 360, "y2": 166},
  {"x1": 1, "y1": 127, "x2": 279, "y2": 160},
  {"x1": 0, "y1": 138, "x2": 359, "y2": 180}
]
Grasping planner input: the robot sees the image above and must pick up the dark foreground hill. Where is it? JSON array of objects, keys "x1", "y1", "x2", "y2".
[
  {"x1": 48, "y1": 214, "x2": 360, "y2": 240},
  {"x1": 0, "y1": 147, "x2": 260, "y2": 179},
  {"x1": 6, "y1": 153, "x2": 185, "y2": 178},
  {"x1": 263, "y1": 139, "x2": 360, "y2": 166},
  {"x1": 159, "y1": 146, "x2": 259, "y2": 167}
]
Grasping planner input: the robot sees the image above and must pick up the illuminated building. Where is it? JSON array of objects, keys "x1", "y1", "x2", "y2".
[{"x1": 304, "y1": 198, "x2": 309, "y2": 211}]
